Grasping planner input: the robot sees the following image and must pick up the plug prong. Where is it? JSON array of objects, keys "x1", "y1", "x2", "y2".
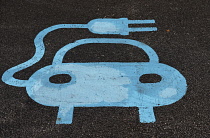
[
  {"x1": 128, "y1": 27, "x2": 157, "y2": 32},
  {"x1": 128, "y1": 20, "x2": 155, "y2": 24}
]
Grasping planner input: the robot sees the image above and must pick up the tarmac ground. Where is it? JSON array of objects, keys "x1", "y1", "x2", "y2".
[{"x1": 1, "y1": 0, "x2": 209, "y2": 137}]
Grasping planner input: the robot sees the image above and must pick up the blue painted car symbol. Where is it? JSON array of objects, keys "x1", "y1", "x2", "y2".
[{"x1": 2, "y1": 18, "x2": 187, "y2": 124}]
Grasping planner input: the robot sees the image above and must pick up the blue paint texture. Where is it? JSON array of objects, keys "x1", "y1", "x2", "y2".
[
  {"x1": 88, "y1": 18, "x2": 157, "y2": 35},
  {"x1": 2, "y1": 18, "x2": 187, "y2": 124}
]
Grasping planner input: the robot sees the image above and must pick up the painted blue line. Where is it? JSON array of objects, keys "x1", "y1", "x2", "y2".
[
  {"x1": 139, "y1": 107, "x2": 156, "y2": 123},
  {"x1": 2, "y1": 24, "x2": 88, "y2": 87},
  {"x1": 127, "y1": 20, "x2": 155, "y2": 24},
  {"x1": 52, "y1": 38, "x2": 159, "y2": 64},
  {"x1": 56, "y1": 105, "x2": 74, "y2": 124},
  {"x1": 128, "y1": 27, "x2": 157, "y2": 32}
]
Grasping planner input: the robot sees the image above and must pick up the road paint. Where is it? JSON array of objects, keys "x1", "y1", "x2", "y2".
[
  {"x1": 159, "y1": 88, "x2": 177, "y2": 98},
  {"x1": 2, "y1": 18, "x2": 187, "y2": 124}
]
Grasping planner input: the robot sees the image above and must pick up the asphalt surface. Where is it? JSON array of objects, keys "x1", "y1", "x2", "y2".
[{"x1": 1, "y1": 0, "x2": 210, "y2": 137}]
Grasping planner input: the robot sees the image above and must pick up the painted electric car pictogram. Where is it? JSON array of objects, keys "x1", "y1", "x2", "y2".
[{"x1": 2, "y1": 18, "x2": 187, "y2": 124}]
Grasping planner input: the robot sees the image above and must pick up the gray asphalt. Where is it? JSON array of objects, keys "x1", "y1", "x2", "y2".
[{"x1": 1, "y1": 0, "x2": 209, "y2": 137}]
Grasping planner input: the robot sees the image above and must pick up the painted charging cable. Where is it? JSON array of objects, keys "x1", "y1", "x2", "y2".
[{"x1": 2, "y1": 18, "x2": 157, "y2": 87}]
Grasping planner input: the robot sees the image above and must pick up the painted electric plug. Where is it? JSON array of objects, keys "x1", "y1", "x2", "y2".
[{"x1": 88, "y1": 18, "x2": 157, "y2": 35}]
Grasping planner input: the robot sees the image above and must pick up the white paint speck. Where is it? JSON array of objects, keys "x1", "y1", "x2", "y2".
[{"x1": 159, "y1": 88, "x2": 177, "y2": 98}]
